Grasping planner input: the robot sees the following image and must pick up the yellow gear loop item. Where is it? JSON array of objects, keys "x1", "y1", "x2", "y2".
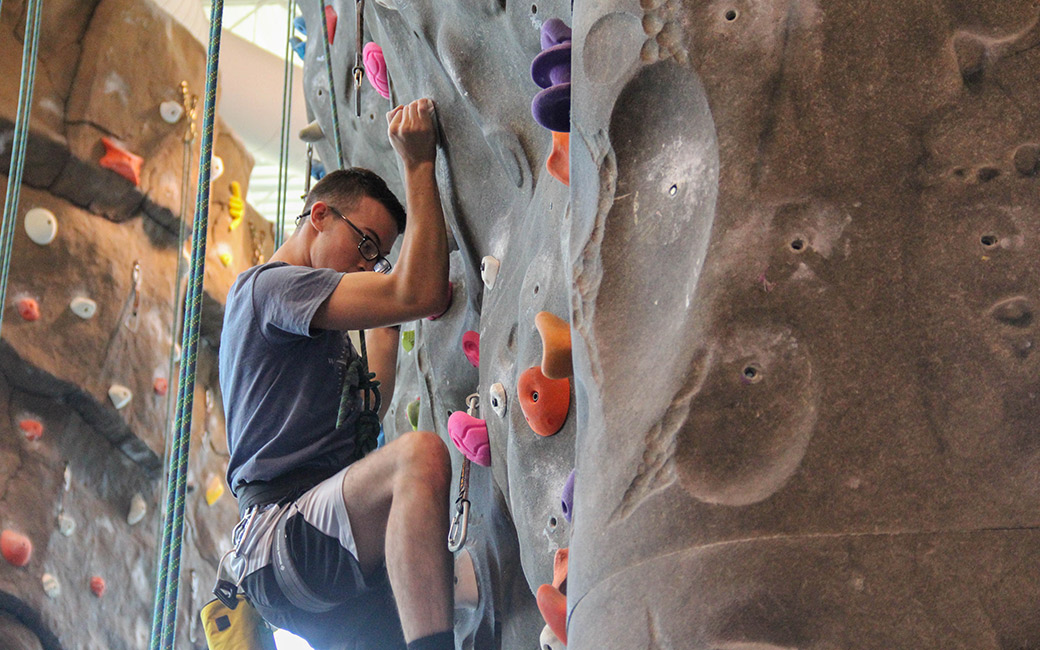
[{"x1": 200, "y1": 595, "x2": 277, "y2": 650}]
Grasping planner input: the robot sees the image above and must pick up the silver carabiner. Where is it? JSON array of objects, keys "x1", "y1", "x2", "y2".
[{"x1": 447, "y1": 497, "x2": 469, "y2": 553}]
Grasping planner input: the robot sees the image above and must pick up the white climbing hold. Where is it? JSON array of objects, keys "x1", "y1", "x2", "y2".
[
  {"x1": 453, "y1": 548, "x2": 479, "y2": 611},
  {"x1": 539, "y1": 624, "x2": 564, "y2": 650},
  {"x1": 211, "y1": 156, "x2": 224, "y2": 181},
  {"x1": 480, "y1": 256, "x2": 500, "y2": 290},
  {"x1": 298, "y1": 120, "x2": 325, "y2": 143},
  {"x1": 489, "y1": 382, "x2": 507, "y2": 418},
  {"x1": 70, "y1": 296, "x2": 97, "y2": 319},
  {"x1": 24, "y1": 207, "x2": 57, "y2": 245},
  {"x1": 159, "y1": 100, "x2": 184, "y2": 124},
  {"x1": 57, "y1": 514, "x2": 75, "y2": 537},
  {"x1": 108, "y1": 384, "x2": 132, "y2": 410},
  {"x1": 42, "y1": 573, "x2": 61, "y2": 599},
  {"x1": 127, "y1": 493, "x2": 147, "y2": 526}
]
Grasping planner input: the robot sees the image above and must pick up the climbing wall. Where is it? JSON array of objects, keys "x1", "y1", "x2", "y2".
[
  {"x1": 0, "y1": 0, "x2": 271, "y2": 648},
  {"x1": 299, "y1": 0, "x2": 1040, "y2": 648}
]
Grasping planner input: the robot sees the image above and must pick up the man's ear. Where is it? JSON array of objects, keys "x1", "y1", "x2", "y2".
[{"x1": 310, "y1": 202, "x2": 328, "y2": 232}]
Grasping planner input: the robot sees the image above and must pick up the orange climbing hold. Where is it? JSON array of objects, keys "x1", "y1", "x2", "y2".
[
  {"x1": 546, "y1": 131, "x2": 569, "y2": 186},
  {"x1": 17, "y1": 297, "x2": 39, "y2": 321},
  {"x1": 536, "y1": 583, "x2": 567, "y2": 645},
  {"x1": 19, "y1": 419, "x2": 43, "y2": 441},
  {"x1": 153, "y1": 377, "x2": 168, "y2": 396},
  {"x1": 552, "y1": 548, "x2": 569, "y2": 591},
  {"x1": 535, "y1": 311, "x2": 572, "y2": 379},
  {"x1": 99, "y1": 137, "x2": 143, "y2": 186},
  {"x1": 90, "y1": 576, "x2": 106, "y2": 597},
  {"x1": 1, "y1": 529, "x2": 32, "y2": 567},
  {"x1": 518, "y1": 366, "x2": 570, "y2": 436},
  {"x1": 324, "y1": 4, "x2": 338, "y2": 44}
]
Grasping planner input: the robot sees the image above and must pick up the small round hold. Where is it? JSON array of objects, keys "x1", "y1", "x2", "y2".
[
  {"x1": 489, "y1": 383, "x2": 507, "y2": 418},
  {"x1": 211, "y1": 156, "x2": 225, "y2": 181},
  {"x1": 57, "y1": 513, "x2": 75, "y2": 537},
  {"x1": 108, "y1": 384, "x2": 133, "y2": 410},
  {"x1": 159, "y1": 100, "x2": 184, "y2": 124},
  {"x1": 24, "y1": 207, "x2": 58, "y2": 245},
  {"x1": 153, "y1": 377, "x2": 168, "y2": 396},
  {"x1": 1, "y1": 529, "x2": 32, "y2": 567},
  {"x1": 540, "y1": 623, "x2": 564, "y2": 650},
  {"x1": 481, "y1": 256, "x2": 500, "y2": 290},
  {"x1": 90, "y1": 576, "x2": 106, "y2": 598},
  {"x1": 70, "y1": 296, "x2": 97, "y2": 319},
  {"x1": 17, "y1": 297, "x2": 40, "y2": 321},
  {"x1": 127, "y1": 493, "x2": 147, "y2": 526},
  {"x1": 19, "y1": 419, "x2": 43, "y2": 441},
  {"x1": 42, "y1": 573, "x2": 61, "y2": 598}
]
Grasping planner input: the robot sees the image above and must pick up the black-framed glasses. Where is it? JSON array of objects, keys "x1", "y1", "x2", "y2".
[{"x1": 297, "y1": 205, "x2": 392, "y2": 274}]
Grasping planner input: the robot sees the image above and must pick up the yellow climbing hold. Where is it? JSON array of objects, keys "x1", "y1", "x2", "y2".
[
  {"x1": 406, "y1": 397, "x2": 420, "y2": 431},
  {"x1": 218, "y1": 252, "x2": 233, "y2": 267},
  {"x1": 228, "y1": 181, "x2": 245, "y2": 231},
  {"x1": 402, "y1": 330, "x2": 415, "y2": 352},
  {"x1": 205, "y1": 475, "x2": 225, "y2": 505}
]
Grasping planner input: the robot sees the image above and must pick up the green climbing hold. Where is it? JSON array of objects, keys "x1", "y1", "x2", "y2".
[
  {"x1": 402, "y1": 330, "x2": 415, "y2": 352},
  {"x1": 406, "y1": 398, "x2": 420, "y2": 431}
]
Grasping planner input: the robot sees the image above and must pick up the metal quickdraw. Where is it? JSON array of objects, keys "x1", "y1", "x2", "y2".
[
  {"x1": 448, "y1": 393, "x2": 479, "y2": 552},
  {"x1": 352, "y1": 0, "x2": 366, "y2": 117}
]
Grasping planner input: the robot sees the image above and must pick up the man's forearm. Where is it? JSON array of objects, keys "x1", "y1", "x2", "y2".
[{"x1": 393, "y1": 161, "x2": 450, "y2": 315}]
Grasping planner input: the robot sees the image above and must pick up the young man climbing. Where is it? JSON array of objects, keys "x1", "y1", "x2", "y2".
[{"x1": 218, "y1": 98, "x2": 454, "y2": 650}]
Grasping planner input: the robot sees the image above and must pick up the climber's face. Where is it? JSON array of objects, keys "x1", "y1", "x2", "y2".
[{"x1": 311, "y1": 197, "x2": 398, "y2": 273}]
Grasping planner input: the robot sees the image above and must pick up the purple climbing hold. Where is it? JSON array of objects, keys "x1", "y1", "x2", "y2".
[
  {"x1": 561, "y1": 468, "x2": 575, "y2": 522},
  {"x1": 531, "y1": 19, "x2": 572, "y2": 133}
]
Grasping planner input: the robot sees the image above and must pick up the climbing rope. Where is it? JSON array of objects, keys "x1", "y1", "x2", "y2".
[
  {"x1": 274, "y1": 0, "x2": 298, "y2": 248},
  {"x1": 352, "y1": 0, "x2": 366, "y2": 117},
  {"x1": 0, "y1": 0, "x2": 44, "y2": 341},
  {"x1": 148, "y1": 2, "x2": 224, "y2": 649},
  {"x1": 319, "y1": 0, "x2": 346, "y2": 169}
]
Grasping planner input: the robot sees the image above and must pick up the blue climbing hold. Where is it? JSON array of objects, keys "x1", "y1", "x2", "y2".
[
  {"x1": 561, "y1": 469, "x2": 575, "y2": 522},
  {"x1": 293, "y1": 15, "x2": 307, "y2": 36},
  {"x1": 311, "y1": 161, "x2": 326, "y2": 180},
  {"x1": 291, "y1": 36, "x2": 306, "y2": 60}
]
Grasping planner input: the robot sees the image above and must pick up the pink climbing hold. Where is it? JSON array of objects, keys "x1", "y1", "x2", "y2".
[
  {"x1": 363, "y1": 43, "x2": 391, "y2": 99},
  {"x1": 153, "y1": 377, "x2": 168, "y2": 396},
  {"x1": 17, "y1": 297, "x2": 39, "y2": 321},
  {"x1": 90, "y1": 575, "x2": 106, "y2": 597},
  {"x1": 324, "y1": 4, "x2": 338, "y2": 44},
  {"x1": 448, "y1": 410, "x2": 491, "y2": 466},
  {"x1": 427, "y1": 282, "x2": 453, "y2": 321},
  {"x1": 462, "y1": 330, "x2": 480, "y2": 368},
  {"x1": 19, "y1": 419, "x2": 43, "y2": 441},
  {"x1": 99, "y1": 137, "x2": 143, "y2": 186},
  {"x1": 1, "y1": 529, "x2": 32, "y2": 567}
]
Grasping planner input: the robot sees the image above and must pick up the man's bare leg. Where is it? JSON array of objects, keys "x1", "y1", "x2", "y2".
[{"x1": 338, "y1": 430, "x2": 454, "y2": 642}]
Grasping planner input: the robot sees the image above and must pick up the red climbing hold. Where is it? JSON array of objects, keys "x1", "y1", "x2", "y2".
[
  {"x1": 536, "y1": 583, "x2": 567, "y2": 644},
  {"x1": 1, "y1": 529, "x2": 32, "y2": 567},
  {"x1": 363, "y1": 42, "x2": 391, "y2": 99},
  {"x1": 17, "y1": 297, "x2": 39, "y2": 321},
  {"x1": 19, "y1": 419, "x2": 43, "y2": 441},
  {"x1": 518, "y1": 366, "x2": 570, "y2": 436},
  {"x1": 99, "y1": 137, "x2": 143, "y2": 186},
  {"x1": 153, "y1": 377, "x2": 168, "y2": 396},
  {"x1": 90, "y1": 575, "x2": 106, "y2": 597},
  {"x1": 546, "y1": 131, "x2": 569, "y2": 186},
  {"x1": 448, "y1": 411, "x2": 491, "y2": 466},
  {"x1": 462, "y1": 331, "x2": 480, "y2": 368},
  {"x1": 324, "y1": 4, "x2": 338, "y2": 44}
]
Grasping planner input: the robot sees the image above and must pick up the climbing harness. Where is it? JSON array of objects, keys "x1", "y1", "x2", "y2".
[
  {"x1": 352, "y1": 0, "x2": 366, "y2": 117},
  {"x1": 448, "y1": 393, "x2": 479, "y2": 552},
  {"x1": 338, "y1": 331, "x2": 382, "y2": 463},
  {"x1": 319, "y1": 0, "x2": 346, "y2": 169},
  {"x1": 0, "y1": 0, "x2": 44, "y2": 341},
  {"x1": 274, "y1": 0, "x2": 297, "y2": 248},
  {"x1": 149, "y1": 2, "x2": 224, "y2": 648}
]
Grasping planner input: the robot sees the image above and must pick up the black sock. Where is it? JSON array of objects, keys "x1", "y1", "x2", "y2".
[{"x1": 406, "y1": 630, "x2": 454, "y2": 650}]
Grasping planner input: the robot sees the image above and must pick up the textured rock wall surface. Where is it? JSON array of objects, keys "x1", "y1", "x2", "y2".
[
  {"x1": 0, "y1": 0, "x2": 272, "y2": 648},
  {"x1": 299, "y1": 0, "x2": 1040, "y2": 648}
]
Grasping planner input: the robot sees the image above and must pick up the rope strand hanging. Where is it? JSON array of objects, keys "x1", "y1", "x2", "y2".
[
  {"x1": 149, "y1": 2, "x2": 224, "y2": 648},
  {"x1": 0, "y1": 0, "x2": 44, "y2": 341},
  {"x1": 275, "y1": 0, "x2": 298, "y2": 248}
]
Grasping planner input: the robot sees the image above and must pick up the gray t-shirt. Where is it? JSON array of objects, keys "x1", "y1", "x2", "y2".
[{"x1": 219, "y1": 262, "x2": 361, "y2": 495}]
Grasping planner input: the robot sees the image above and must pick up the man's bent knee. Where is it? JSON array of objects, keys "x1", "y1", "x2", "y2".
[{"x1": 395, "y1": 431, "x2": 451, "y2": 492}]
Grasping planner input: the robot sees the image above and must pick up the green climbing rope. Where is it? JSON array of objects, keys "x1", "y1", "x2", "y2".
[
  {"x1": 0, "y1": 0, "x2": 44, "y2": 341},
  {"x1": 149, "y1": 2, "x2": 224, "y2": 649},
  {"x1": 320, "y1": 0, "x2": 346, "y2": 169},
  {"x1": 275, "y1": 0, "x2": 297, "y2": 248}
]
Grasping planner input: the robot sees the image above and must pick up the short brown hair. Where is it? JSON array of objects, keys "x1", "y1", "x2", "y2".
[{"x1": 303, "y1": 167, "x2": 406, "y2": 233}]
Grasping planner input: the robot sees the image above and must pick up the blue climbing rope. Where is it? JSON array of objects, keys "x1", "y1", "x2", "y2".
[
  {"x1": 148, "y1": 2, "x2": 224, "y2": 649},
  {"x1": 275, "y1": 0, "x2": 298, "y2": 248},
  {"x1": 0, "y1": 0, "x2": 44, "y2": 341}
]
